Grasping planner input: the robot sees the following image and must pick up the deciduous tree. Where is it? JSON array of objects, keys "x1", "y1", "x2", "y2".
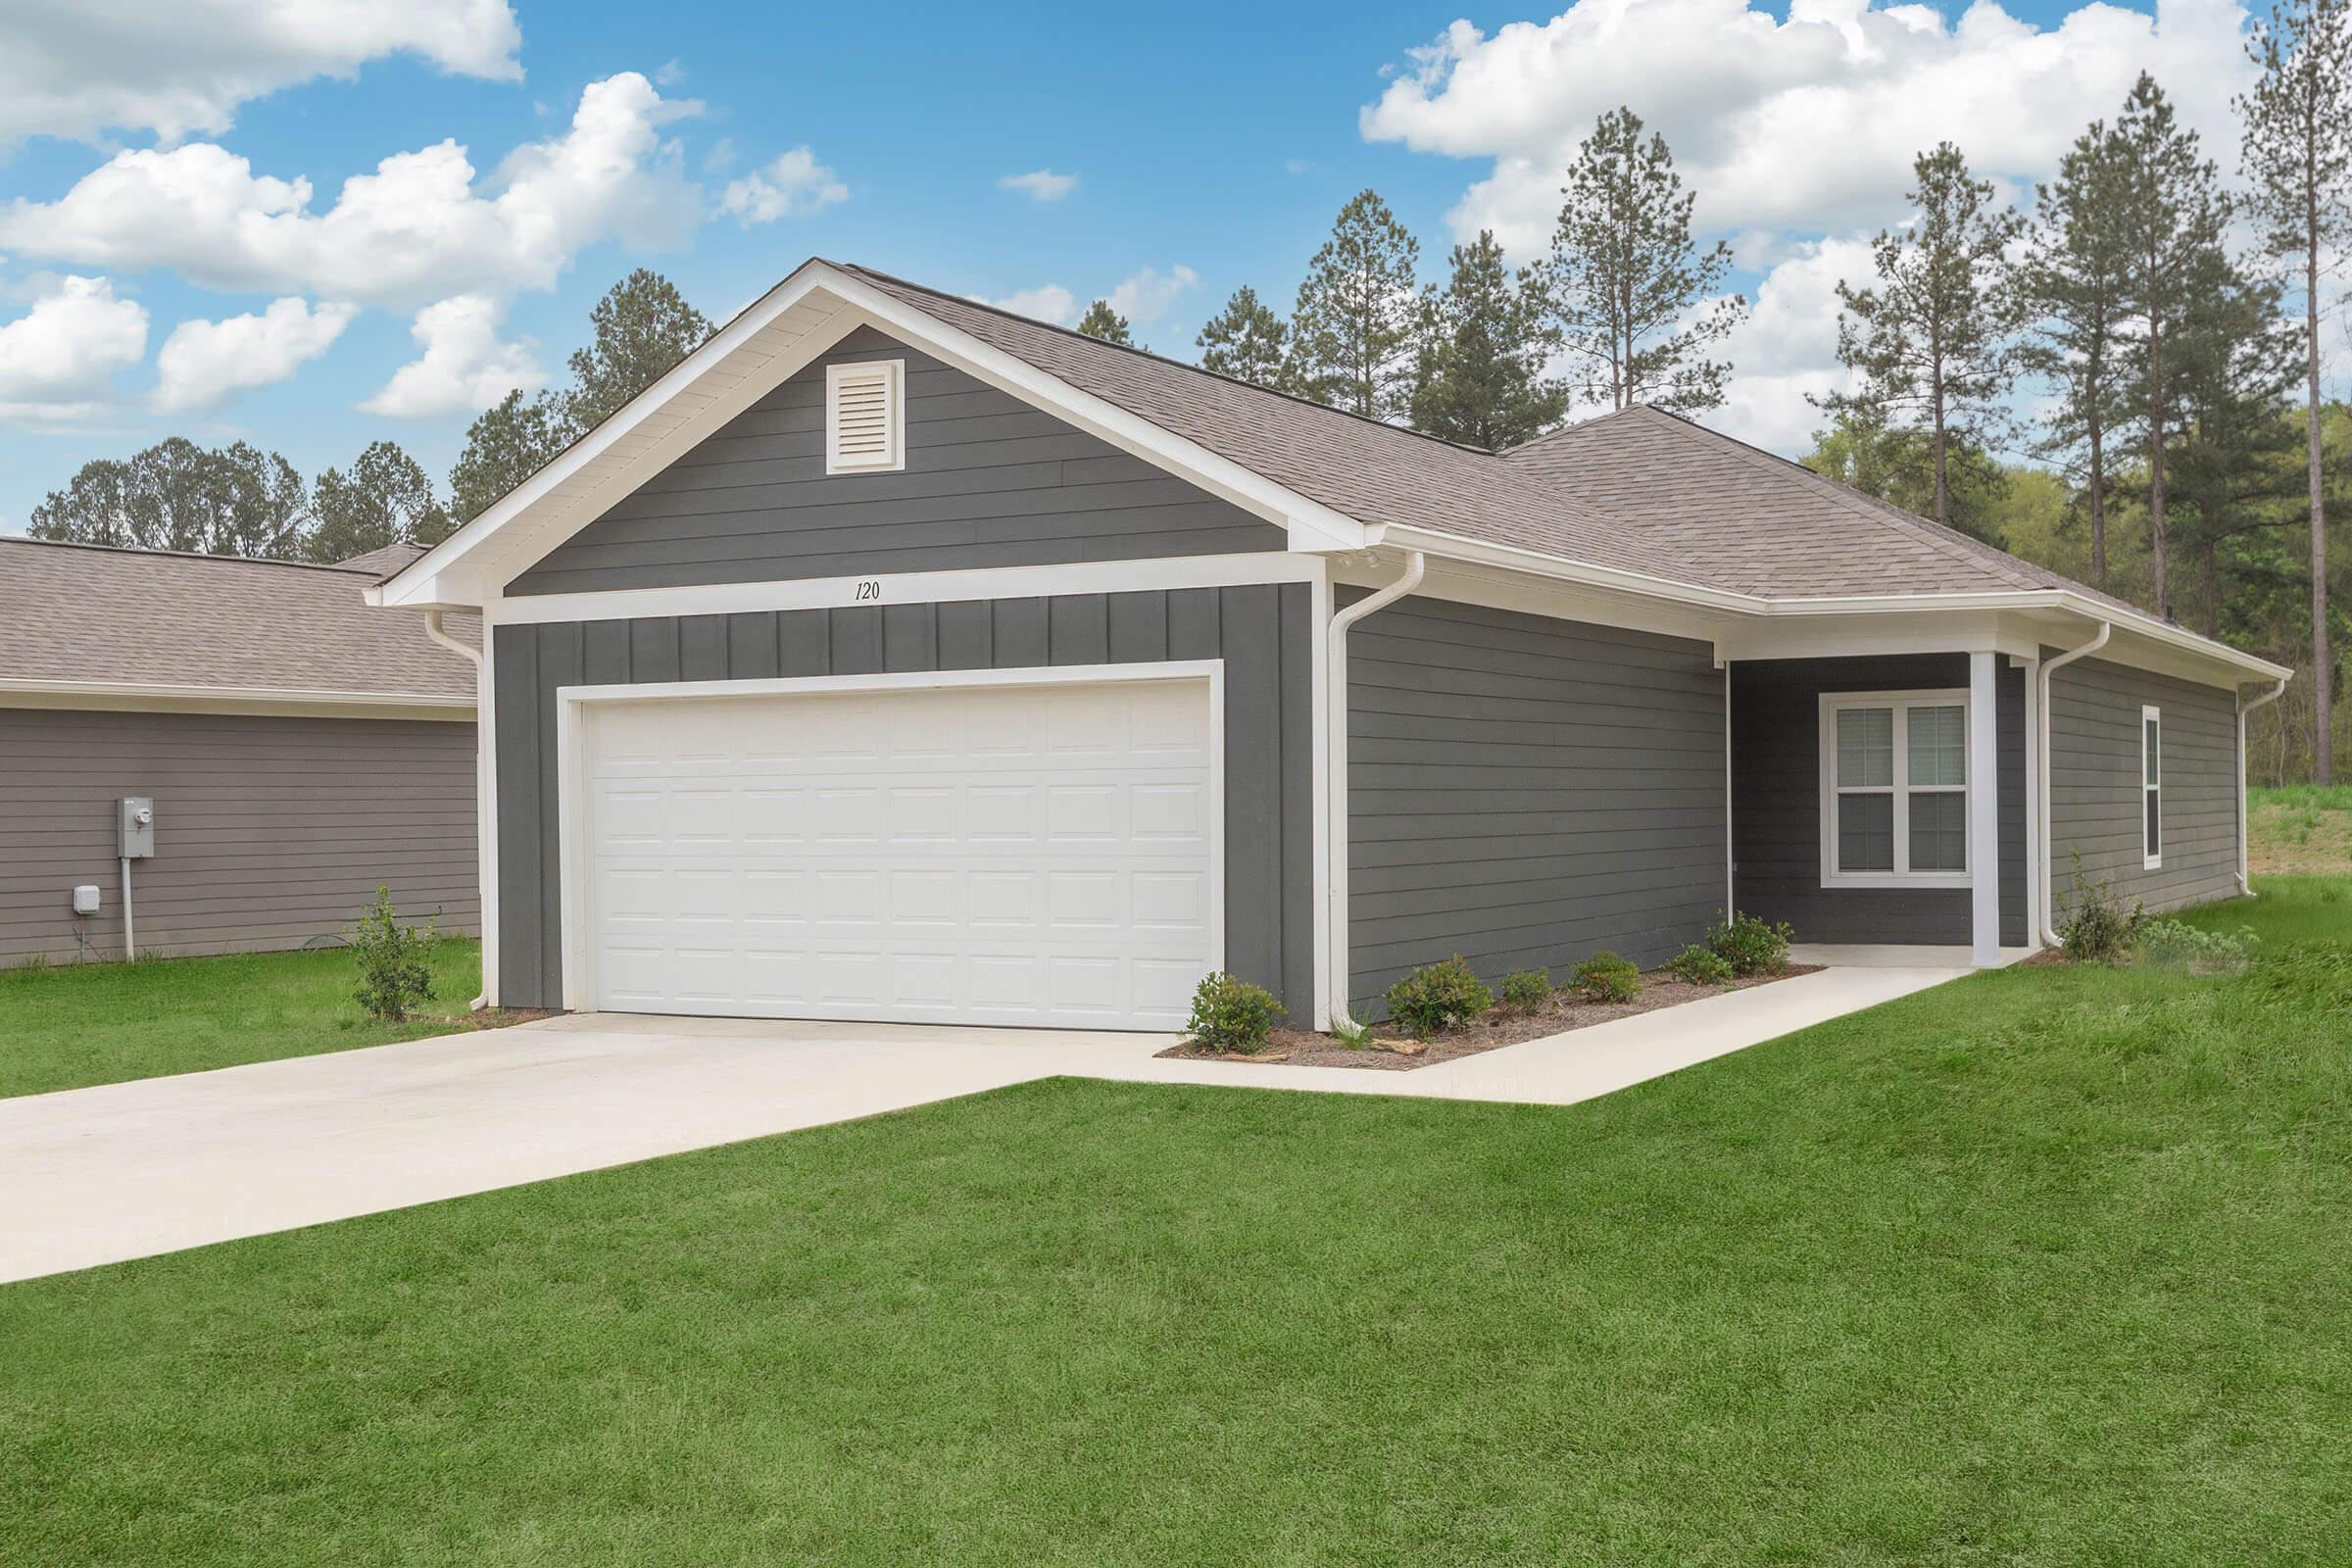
[{"x1": 27, "y1": 439, "x2": 309, "y2": 557}]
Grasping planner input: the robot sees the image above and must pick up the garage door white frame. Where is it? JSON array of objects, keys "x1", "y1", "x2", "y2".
[{"x1": 552, "y1": 661, "x2": 1225, "y2": 1017}]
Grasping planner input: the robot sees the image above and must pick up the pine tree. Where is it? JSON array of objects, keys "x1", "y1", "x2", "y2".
[
  {"x1": 560, "y1": 269, "x2": 713, "y2": 435},
  {"x1": 2169, "y1": 255, "x2": 2298, "y2": 637},
  {"x1": 449, "y1": 389, "x2": 568, "y2": 523},
  {"x1": 1546, "y1": 107, "x2": 1744, "y2": 414},
  {"x1": 1075, "y1": 299, "x2": 1133, "y2": 345},
  {"x1": 27, "y1": 439, "x2": 309, "y2": 557},
  {"x1": 2241, "y1": 0, "x2": 2352, "y2": 777},
  {"x1": 1290, "y1": 189, "x2": 1422, "y2": 417},
  {"x1": 1409, "y1": 230, "x2": 1565, "y2": 448},
  {"x1": 2114, "y1": 73, "x2": 2230, "y2": 618},
  {"x1": 308, "y1": 442, "x2": 451, "y2": 564},
  {"x1": 1814, "y1": 142, "x2": 2025, "y2": 533},
  {"x1": 2023, "y1": 121, "x2": 2135, "y2": 586},
  {"x1": 1196, "y1": 286, "x2": 1289, "y2": 388}
]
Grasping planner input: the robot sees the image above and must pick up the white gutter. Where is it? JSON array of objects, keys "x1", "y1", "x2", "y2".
[
  {"x1": 423, "y1": 611, "x2": 492, "y2": 1012},
  {"x1": 1327, "y1": 551, "x2": 1424, "y2": 1029},
  {"x1": 2236, "y1": 676, "x2": 2290, "y2": 896},
  {"x1": 2037, "y1": 622, "x2": 2112, "y2": 947}
]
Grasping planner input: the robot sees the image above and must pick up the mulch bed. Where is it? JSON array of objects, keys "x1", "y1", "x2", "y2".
[
  {"x1": 412, "y1": 1006, "x2": 558, "y2": 1032},
  {"x1": 1156, "y1": 964, "x2": 1823, "y2": 1071}
]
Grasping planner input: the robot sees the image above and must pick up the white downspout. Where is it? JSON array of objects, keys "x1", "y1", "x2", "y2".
[
  {"x1": 424, "y1": 610, "x2": 491, "y2": 1012},
  {"x1": 2037, "y1": 621, "x2": 2111, "y2": 948},
  {"x1": 2236, "y1": 676, "x2": 2288, "y2": 897},
  {"x1": 1327, "y1": 551, "x2": 1425, "y2": 1029}
]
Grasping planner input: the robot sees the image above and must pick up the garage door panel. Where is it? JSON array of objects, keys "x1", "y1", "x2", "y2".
[{"x1": 579, "y1": 677, "x2": 1215, "y2": 1028}]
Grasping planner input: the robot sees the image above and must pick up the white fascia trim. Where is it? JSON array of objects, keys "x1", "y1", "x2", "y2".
[
  {"x1": 0, "y1": 677, "x2": 473, "y2": 719},
  {"x1": 553, "y1": 661, "x2": 1226, "y2": 1015},
  {"x1": 376, "y1": 263, "x2": 1369, "y2": 610},
  {"x1": 486, "y1": 552, "x2": 1321, "y2": 627}
]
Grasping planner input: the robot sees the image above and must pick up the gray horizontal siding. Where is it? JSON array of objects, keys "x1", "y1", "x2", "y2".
[
  {"x1": 0, "y1": 708, "x2": 477, "y2": 966},
  {"x1": 2047, "y1": 655, "x2": 2239, "y2": 914},
  {"x1": 1731, "y1": 656, "x2": 2027, "y2": 947},
  {"x1": 509, "y1": 326, "x2": 1286, "y2": 596},
  {"x1": 1346, "y1": 593, "x2": 1727, "y2": 1013},
  {"x1": 494, "y1": 585, "x2": 1313, "y2": 1020}
]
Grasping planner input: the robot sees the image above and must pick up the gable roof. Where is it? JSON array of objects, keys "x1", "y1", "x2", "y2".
[{"x1": 0, "y1": 538, "x2": 475, "y2": 709}]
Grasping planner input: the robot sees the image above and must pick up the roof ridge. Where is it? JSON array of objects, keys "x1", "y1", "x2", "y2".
[
  {"x1": 0, "y1": 536, "x2": 381, "y2": 575},
  {"x1": 831, "y1": 260, "x2": 1506, "y2": 460},
  {"x1": 1625, "y1": 407, "x2": 2047, "y2": 593}
]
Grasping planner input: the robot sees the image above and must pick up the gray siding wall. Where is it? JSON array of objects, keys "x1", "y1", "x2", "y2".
[
  {"x1": 1345, "y1": 592, "x2": 1728, "y2": 1013},
  {"x1": 1731, "y1": 656, "x2": 2028, "y2": 947},
  {"x1": 509, "y1": 326, "x2": 1286, "y2": 596},
  {"x1": 494, "y1": 585, "x2": 1314, "y2": 1017},
  {"x1": 2048, "y1": 654, "x2": 2240, "y2": 913},
  {"x1": 0, "y1": 707, "x2": 477, "y2": 966}
]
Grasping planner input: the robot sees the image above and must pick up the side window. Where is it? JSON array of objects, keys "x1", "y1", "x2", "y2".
[{"x1": 2141, "y1": 706, "x2": 2162, "y2": 868}]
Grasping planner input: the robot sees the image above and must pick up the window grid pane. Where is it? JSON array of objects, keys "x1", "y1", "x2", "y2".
[
  {"x1": 2144, "y1": 718, "x2": 2160, "y2": 787},
  {"x1": 1837, "y1": 707, "x2": 1893, "y2": 788},
  {"x1": 1838, "y1": 793, "x2": 1895, "y2": 872},
  {"x1": 1908, "y1": 705, "x2": 1967, "y2": 788},
  {"x1": 1908, "y1": 789, "x2": 1967, "y2": 871},
  {"x1": 2146, "y1": 792, "x2": 2162, "y2": 856}
]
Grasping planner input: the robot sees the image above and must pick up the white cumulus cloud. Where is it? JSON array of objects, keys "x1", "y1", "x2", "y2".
[
  {"x1": 1361, "y1": 0, "x2": 2256, "y2": 251},
  {"x1": 717, "y1": 147, "x2": 848, "y2": 223},
  {"x1": 0, "y1": 73, "x2": 705, "y2": 308},
  {"x1": 0, "y1": 275, "x2": 150, "y2": 423},
  {"x1": 152, "y1": 296, "x2": 358, "y2": 413},
  {"x1": 979, "y1": 284, "x2": 1080, "y2": 326},
  {"x1": 1108, "y1": 265, "x2": 1199, "y2": 326},
  {"x1": 1000, "y1": 169, "x2": 1078, "y2": 201},
  {"x1": 360, "y1": 294, "x2": 545, "y2": 418},
  {"x1": 0, "y1": 2, "x2": 522, "y2": 145}
]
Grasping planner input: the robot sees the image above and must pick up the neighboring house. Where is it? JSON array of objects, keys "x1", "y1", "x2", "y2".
[
  {"x1": 369, "y1": 259, "x2": 2290, "y2": 1031},
  {"x1": 0, "y1": 539, "x2": 479, "y2": 966}
]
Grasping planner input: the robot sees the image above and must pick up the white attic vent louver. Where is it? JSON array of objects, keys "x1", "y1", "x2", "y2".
[{"x1": 825, "y1": 359, "x2": 905, "y2": 474}]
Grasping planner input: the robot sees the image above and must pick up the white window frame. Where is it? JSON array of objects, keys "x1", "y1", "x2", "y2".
[
  {"x1": 824, "y1": 358, "x2": 906, "y2": 474},
  {"x1": 1818, "y1": 688, "x2": 1974, "y2": 890},
  {"x1": 2141, "y1": 704, "x2": 2163, "y2": 869}
]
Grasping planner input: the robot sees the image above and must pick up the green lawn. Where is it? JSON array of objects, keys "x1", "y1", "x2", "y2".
[
  {"x1": 2251, "y1": 784, "x2": 2352, "y2": 877},
  {"x1": 3, "y1": 882, "x2": 2346, "y2": 1565},
  {"x1": 0, "y1": 939, "x2": 484, "y2": 1100}
]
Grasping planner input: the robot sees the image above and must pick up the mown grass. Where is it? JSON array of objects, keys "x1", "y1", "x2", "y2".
[
  {"x1": 2, "y1": 880, "x2": 2345, "y2": 1566},
  {"x1": 0, "y1": 939, "x2": 483, "y2": 1099}
]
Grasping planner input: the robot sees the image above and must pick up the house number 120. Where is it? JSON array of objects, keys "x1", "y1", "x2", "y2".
[{"x1": 853, "y1": 580, "x2": 881, "y2": 602}]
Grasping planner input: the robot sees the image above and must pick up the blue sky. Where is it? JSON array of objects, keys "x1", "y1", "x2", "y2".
[{"x1": 0, "y1": 0, "x2": 2263, "y2": 539}]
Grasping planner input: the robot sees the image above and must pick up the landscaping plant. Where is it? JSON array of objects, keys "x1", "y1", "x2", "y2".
[
  {"x1": 1499, "y1": 969, "x2": 1553, "y2": 1008},
  {"x1": 348, "y1": 887, "x2": 438, "y2": 1023},
  {"x1": 1705, "y1": 911, "x2": 1795, "y2": 976},
  {"x1": 2056, "y1": 852, "x2": 2144, "y2": 963},
  {"x1": 1569, "y1": 951, "x2": 1642, "y2": 1004},
  {"x1": 2135, "y1": 920, "x2": 2256, "y2": 975},
  {"x1": 1184, "y1": 971, "x2": 1284, "y2": 1054},
  {"x1": 1382, "y1": 956, "x2": 1494, "y2": 1036},
  {"x1": 1665, "y1": 944, "x2": 1737, "y2": 987}
]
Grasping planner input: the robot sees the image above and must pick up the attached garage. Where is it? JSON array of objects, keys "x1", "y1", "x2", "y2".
[{"x1": 562, "y1": 667, "x2": 1221, "y2": 1029}]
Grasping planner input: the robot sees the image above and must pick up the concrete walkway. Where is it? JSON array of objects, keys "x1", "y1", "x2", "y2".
[{"x1": 0, "y1": 961, "x2": 1966, "y2": 1284}]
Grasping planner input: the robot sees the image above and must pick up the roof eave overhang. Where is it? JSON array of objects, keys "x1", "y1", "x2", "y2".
[
  {"x1": 370, "y1": 261, "x2": 1370, "y2": 612},
  {"x1": 0, "y1": 677, "x2": 475, "y2": 720}
]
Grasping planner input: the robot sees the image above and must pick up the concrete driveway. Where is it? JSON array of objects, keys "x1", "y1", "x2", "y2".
[{"x1": 0, "y1": 961, "x2": 1963, "y2": 1284}]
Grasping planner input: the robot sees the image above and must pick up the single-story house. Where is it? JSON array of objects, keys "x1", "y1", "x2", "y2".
[
  {"x1": 368, "y1": 258, "x2": 2291, "y2": 1031},
  {"x1": 1, "y1": 539, "x2": 479, "y2": 966}
]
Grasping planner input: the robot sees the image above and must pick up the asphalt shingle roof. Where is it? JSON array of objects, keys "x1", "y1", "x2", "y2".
[{"x1": 0, "y1": 539, "x2": 476, "y2": 700}]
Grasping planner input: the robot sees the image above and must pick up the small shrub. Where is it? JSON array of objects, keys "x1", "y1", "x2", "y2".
[
  {"x1": 349, "y1": 887, "x2": 437, "y2": 1022},
  {"x1": 2055, "y1": 852, "x2": 2143, "y2": 963},
  {"x1": 1186, "y1": 971, "x2": 1284, "y2": 1053},
  {"x1": 1569, "y1": 950, "x2": 1642, "y2": 1004},
  {"x1": 2135, "y1": 919, "x2": 2255, "y2": 975},
  {"x1": 1665, "y1": 944, "x2": 1736, "y2": 987},
  {"x1": 1706, "y1": 910, "x2": 1795, "y2": 977},
  {"x1": 1499, "y1": 969, "x2": 1553, "y2": 1008},
  {"x1": 1383, "y1": 956, "x2": 1494, "y2": 1036}
]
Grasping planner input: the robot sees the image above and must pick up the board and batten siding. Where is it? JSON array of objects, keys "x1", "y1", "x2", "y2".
[
  {"x1": 507, "y1": 326, "x2": 1287, "y2": 597},
  {"x1": 493, "y1": 585, "x2": 1315, "y2": 1017},
  {"x1": 0, "y1": 707, "x2": 477, "y2": 966},
  {"x1": 1730, "y1": 655, "x2": 2027, "y2": 947},
  {"x1": 1344, "y1": 592, "x2": 1728, "y2": 1014},
  {"x1": 2046, "y1": 654, "x2": 2239, "y2": 912}
]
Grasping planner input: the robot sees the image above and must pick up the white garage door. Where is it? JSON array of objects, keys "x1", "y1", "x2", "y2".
[{"x1": 575, "y1": 673, "x2": 1217, "y2": 1029}]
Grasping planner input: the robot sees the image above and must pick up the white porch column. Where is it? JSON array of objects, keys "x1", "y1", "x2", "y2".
[{"x1": 1969, "y1": 651, "x2": 2000, "y2": 966}]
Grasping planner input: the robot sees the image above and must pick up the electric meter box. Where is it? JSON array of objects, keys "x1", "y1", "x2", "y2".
[{"x1": 119, "y1": 797, "x2": 155, "y2": 859}]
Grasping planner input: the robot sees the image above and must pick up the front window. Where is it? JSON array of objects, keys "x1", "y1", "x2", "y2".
[{"x1": 1821, "y1": 692, "x2": 1972, "y2": 887}]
